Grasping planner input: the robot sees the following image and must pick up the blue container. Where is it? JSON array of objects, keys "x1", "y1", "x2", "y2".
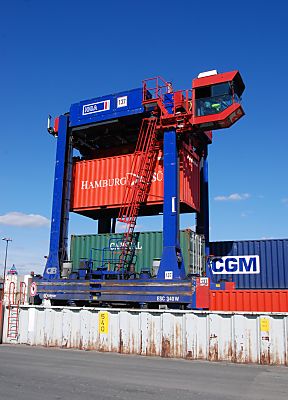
[{"x1": 209, "y1": 239, "x2": 288, "y2": 289}]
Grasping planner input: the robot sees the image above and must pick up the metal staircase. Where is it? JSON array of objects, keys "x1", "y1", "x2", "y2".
[{"x1": 117, "y1": 117, "x2": 159, "y2": 270}]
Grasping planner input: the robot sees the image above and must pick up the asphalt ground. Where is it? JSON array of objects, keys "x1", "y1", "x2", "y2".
[{"x1": 0, "y1": 345, "x2": 287, "y2": 400}]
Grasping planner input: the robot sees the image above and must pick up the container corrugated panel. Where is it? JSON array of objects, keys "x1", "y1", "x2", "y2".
[
  {"x1": 70, "y1": 229, "x2": 205, "y2": 276},
  {"x1": 71, "y1": 146, "x2": 200, "y2": 213},
  {"x1": 209, "y1": 239, "x2": 288, "y2": 289},
  {"x1": 210, "y1": 290, "x2": 288, "y2": 312}
]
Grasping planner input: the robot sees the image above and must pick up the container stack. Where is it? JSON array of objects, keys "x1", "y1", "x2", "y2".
[
  {"x1": 209, "y1": 239, "x2": 288, "y2": 312},
  {"x1": 70, "y1": 229, "x2": 205, "y2": 277},
  {"x1": 71, "y1": 145, "x2": 200, "y2": 219},
  {"x1": 209, "y1": 239, "x2": 288, "y2": 290}
]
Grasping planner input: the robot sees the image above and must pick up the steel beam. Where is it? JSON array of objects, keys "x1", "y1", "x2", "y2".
[
  {"x1": 43, "y1": 115, "x2": 71, "y2": 279},
  {"x1": 157, "y1": 129, "x2": 186, "y2": 280}
]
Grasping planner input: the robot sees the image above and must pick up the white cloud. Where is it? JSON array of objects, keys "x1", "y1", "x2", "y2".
[
  {"x1": 0, "y1": 212, "x2": 50, "y2": 227},
  {"x1": 281, "y1": 198, "x2": 288, "y2": 204},
  {"x1": 214, "y1": 193, "x2": 250, "y2": 201}
]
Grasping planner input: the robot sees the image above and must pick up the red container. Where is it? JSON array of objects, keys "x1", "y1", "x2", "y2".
[
  {"x1": 195, "y1": 277, "x2": 210, "y2": 309},
  {"x1": 224, "y1": 282, "x2": 236, "y2": 291},
  {"x1": 71, "y1": 146, "x2": 200, "y2": 218},
  {"x1": 210, "y1": 290, "x2": 288, "y2": 312}
]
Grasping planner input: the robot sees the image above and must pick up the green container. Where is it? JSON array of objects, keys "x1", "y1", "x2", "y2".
[{"x1": 70, "y1": 229, "x2": 205, "y2": 276}]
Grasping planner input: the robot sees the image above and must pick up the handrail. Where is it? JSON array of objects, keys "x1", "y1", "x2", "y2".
[
  {"x1": 8, "y1": 281, "x2": 16, "y2": 305},
  {"x1": 142, "y1": 76, "x2": 172, "y2": 103}
]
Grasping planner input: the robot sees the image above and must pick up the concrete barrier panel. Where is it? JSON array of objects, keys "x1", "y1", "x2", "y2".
[{"x1": 2, "y1": 305, "x2": 288, "y2": 366}]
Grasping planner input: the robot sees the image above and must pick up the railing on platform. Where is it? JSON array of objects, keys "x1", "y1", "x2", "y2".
[{"x1": 142, "y1": 76, "x2": 172, "y2": 103}]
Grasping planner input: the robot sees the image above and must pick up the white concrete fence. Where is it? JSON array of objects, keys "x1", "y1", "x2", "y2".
[{"x1": 2, "y1": 306, "x2": 288, "y2": 366}]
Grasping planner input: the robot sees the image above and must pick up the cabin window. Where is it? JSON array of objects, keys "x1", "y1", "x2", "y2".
[
  {"x1": 212, "y1": 82, "x2": 231, "y2": 96},
  {"x1": 195, "y1": 82, "x2": 236, "y2": 116}
]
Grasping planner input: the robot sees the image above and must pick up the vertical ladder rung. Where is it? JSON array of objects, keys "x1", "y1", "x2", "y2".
[{"x1": 7, "y1": 302, "x2": 20, "y2": 339}]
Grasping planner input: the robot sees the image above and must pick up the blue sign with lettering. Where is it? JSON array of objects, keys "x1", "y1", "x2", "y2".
[
  {"x1": 69, "y1": 88, "x2": 144, "y2": 127},
  {"x1": 82, "y1": 100, "x2": 110, "y2": 115},
  {"x1": 211, "y1": 255, "x2": 260, "y2": 274}
]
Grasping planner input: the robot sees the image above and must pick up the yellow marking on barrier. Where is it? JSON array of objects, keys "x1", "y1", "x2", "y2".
[
  {"x1": 260, "y1": 317, "x2": 270, "y2": 332},
  {"x1": 98, "y1": 311, "x2": 109, "y2": 334}
]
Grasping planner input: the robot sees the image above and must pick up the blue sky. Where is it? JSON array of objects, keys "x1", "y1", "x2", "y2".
[{"x1": 1, "y1": 0, "x2": 288, "y2": 275}]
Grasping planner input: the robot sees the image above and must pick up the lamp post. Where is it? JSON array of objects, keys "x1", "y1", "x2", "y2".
[{"x1": 2, "y1": 237, "x2": 12, "y2": 280}]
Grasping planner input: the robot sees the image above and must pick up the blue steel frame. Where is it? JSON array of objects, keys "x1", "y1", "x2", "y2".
[
  {"x1": 156, "y1": 129, "x2": 186, "y2": 280},
  {"x1": 34, "y1": 276, "x2": 196, "y2": 306},
  {"x1": 196, "y1": 145, "x2": 211, "y2": 281},
  {"x1": 69, "y1": 88, "x2": 145, "y2": 128},
  {"x1": 43, "y1": 115, "x2": 71, "y2": 279},
  {"x1": 202, "y1": 146, "x2": 211, "y2": 279},
  {"x1": 157, "y1": 93, "x2": 186, "y2": 280},
  {"x1": 39, "y1": 85, "x2": 211, "y2": 308},
  {"x1": 201, "y1": 146, "x2": 212, "y2": 281}
]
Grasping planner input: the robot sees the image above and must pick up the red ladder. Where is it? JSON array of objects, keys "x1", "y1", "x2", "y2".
[
  {"x1": 7, "y1": 281, "x2": 26, "y2": 339},
  {"x1": 117, "y1": 117, "x2": 159, "y2": 269}
]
